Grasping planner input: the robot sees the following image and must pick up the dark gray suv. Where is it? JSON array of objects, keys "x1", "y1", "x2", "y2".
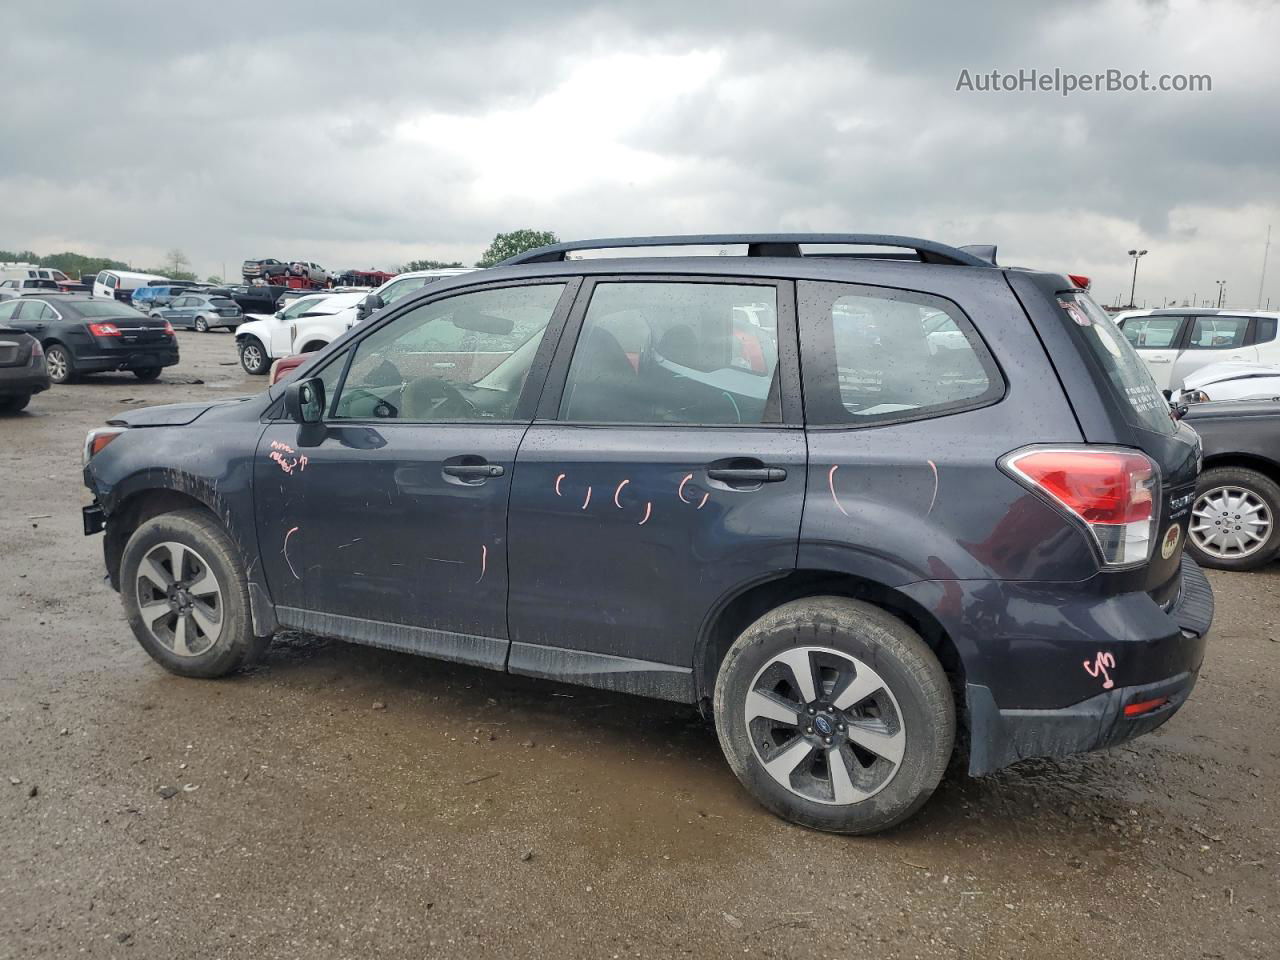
[{"x1": 80, "y1": 234, "x2": 1213, "y2": 834}]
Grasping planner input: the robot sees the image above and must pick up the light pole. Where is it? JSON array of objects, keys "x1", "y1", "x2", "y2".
[
  {"x1": 1127, "y1": 249, "x2": 1148, "y2": 308},
  {"x1": 1215, "y1": 280, "x2": 1226, "y2": 308}
]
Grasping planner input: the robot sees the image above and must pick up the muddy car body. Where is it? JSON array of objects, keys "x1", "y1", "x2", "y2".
[{"x1": 81, "y1": 234, "x2": 1213, "y2": 833}]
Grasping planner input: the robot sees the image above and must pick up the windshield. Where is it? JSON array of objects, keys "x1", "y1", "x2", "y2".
[
  {"x1": 1059, "y1": 292, "x2": 1175, "y2": 436},
  {"x1": 280, "y1": 297, "x2": 322, "y2": 319}
]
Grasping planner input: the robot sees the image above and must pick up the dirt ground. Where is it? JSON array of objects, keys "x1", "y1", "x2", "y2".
[{"x1": 1, "y1": 330, "x2": 1276, "y2": 959}]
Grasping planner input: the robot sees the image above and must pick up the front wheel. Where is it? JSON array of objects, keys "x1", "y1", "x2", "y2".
[
  {"x1": 238, "y1": 337, "x2": 270, "y2": 375},
  {"x1": 714, "y1": 597, "x2": 954, "y2": 834},
  {"x1": 133, "y1": 367, "x2": 161, "y2": 382},
  {"x1": 1187, "y1": 466, "x2": 1280, "y2": 571},
  {"x1": 45, "y1": 344, "x2": 74, "y2": 383},
  {"x1": 119, "y1": 509, "x2": 270, "y2": 677}
]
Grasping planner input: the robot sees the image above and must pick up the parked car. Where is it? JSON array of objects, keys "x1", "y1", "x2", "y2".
[
  {"x1": 1117, "y1": 308, "x2": 1280, "y2": 391},
  {"x1": 207, "y1": 284, "x2": 288, "y2": 316},
  {"x1": 0, "y1": 323, "x2": 50, "y2": 412},
  {"x1": 242, "y1": 258, "x2": 282, "y2": 281},
  {"x1": 1182, "y1": 399, "x2": 1280, "y2": 570},
  {"x1": 94, "y1": 270, "x2": 170, "y2": 303},
  {"x1": 352, "y1": 267, "x2": 477, "y2": 324},
  {"x1": 131, "y1": 283, "x2": 198, "y2": 313},
  {"x1": 0, "y1": 294, "x2": 177, "y2": 383},
  {"x1": 0, "y1": 277, "x2": 60, "y2": 300},
  {"x1": 1171, "y1": 361, "x2": 1280, "y2": 405},
  {"x1": 0, "y1": 264, "x2": 69, "y2": 284},
  {"x1": 234, "y1": 291, "x2": 371, "y2": 374},
  {"x1": 80, "y1": 233, "x2": 1212, "y2": 835},
  {"x1": 151, "y1": 293, "x2": 243, "y2": 332}
]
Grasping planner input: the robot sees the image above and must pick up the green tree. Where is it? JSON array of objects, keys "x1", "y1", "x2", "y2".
[
  {"x1": 206, "y1": 275, "x2": 223, "y2": 284},
  {"x1": 475, "y1": 229, "x2": 559, "y2": 268},
  {"x1": 34, "y1": 251, "x2": 129, "y2": 278},
  {"x1": 400, "y1": 259, "x2": 464, "y2": 272},
  {"x1": 163, "y1": 248, "x2": 191, "y2": 275}
]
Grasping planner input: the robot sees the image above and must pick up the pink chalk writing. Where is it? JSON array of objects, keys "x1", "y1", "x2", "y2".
[
  {"x1": 581, "y1": 486, "x2": 592, "y2": 510},
  {"x1": 269, "y1": 440, "x2": 308, "y2": 476},
  {"x1": 638, "y1": 502, "x2": 652, "y2": 526},
  {"x1": 554, "y1": 473, "x2": 565, "y2": 496},
  {"x1": 828, "y1": 465, "x2": 850, "y2": 517},
  {"x1": 696, "y1": 492, "x2": 709, "y2": 510},
  {"x1": 282, "y1": 526, "x2": 300, "y2": 580},
  {"x1": 678, "y1": 473, "x2": 695, "y2": 504},
  {"x1": 613, "y1": 479, "x2": 630, "y2": 508},
  {"x1": 477, "y1": 544, "x2": 488, "y2": 583},
  {"x1": 926, "y1": 460, "x2": 939, "y2": 516},
  {"x1": 1083, "y1": 651, "x2": 1116, "y2": 689}
]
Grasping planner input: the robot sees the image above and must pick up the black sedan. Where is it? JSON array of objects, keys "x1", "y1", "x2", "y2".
[
  {"x1": 1184, "y1": 399, "x2": 1280, "y2": 570},
  {"x1": 0, "y1": 295, "x2": 178, "y2": 384},
  {"x1": 0, "y1": 324, "x2": 50, "y2": 412}
]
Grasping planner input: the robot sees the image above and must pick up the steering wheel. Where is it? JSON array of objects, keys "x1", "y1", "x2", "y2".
[{"x1": 402, "y1": 376, "x2": 477, "y2": 420}]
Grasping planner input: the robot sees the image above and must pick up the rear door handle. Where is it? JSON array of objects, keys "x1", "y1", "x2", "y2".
[
  {"x1": 707, "y1": 466, "x2": 787, "y2": 484},
  {"x1": 1148, "y1": 356, "x2": 1171, "y2": 363},
  {"x1": 442, "y1": 461, "x2": 504, "y2": 481}
]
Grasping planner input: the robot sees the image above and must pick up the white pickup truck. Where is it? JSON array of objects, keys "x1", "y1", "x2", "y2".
[{"x1": 235, "y1": 268, "x2": 475, "y2": 374}]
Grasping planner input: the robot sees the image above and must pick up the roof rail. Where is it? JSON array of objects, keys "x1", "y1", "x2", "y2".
[{"x1": 497, "y1": 234, "x2": 996, "y2": 268}]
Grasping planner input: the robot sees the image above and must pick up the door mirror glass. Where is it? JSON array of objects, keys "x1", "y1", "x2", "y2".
[{"x1": 285, "y1": 377, "x2": 326, "y2": 423}]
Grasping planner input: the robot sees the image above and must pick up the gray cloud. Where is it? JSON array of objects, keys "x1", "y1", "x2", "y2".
[{"x1": 0, "y1": 0, "x2": 1276, "y2": 307}]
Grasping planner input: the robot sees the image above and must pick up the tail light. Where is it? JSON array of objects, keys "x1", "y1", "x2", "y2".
[
  {"x1": 83, "y1": 427, "x2": 126, "y2": 464},
  {"x1": 163, "y1": 320, "x2": 175, "y2": 336},
  {"x1": 31, "y1": 339, "x2": 44, "y2": 360},
  {"x1": 1068, "y1": 274, "x2": 1092, "y2": 290},
  {"x1": 1000, "y1": 446, "x2": 1159, "y2": 567},
  {"x1": 88, "y1": 322, "x2": 122, "y2": 337}
]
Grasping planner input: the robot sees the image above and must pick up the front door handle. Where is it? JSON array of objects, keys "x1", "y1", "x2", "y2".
[
  {"x1": 707, "y1": 466, "x2": 787, "y2": 484},
  {"x1": 442, "y1": 459, "x2": 504, "y2": 482},
  {"x1": 1147, "y1": 356, "x2": 1171, "y2": 363}
]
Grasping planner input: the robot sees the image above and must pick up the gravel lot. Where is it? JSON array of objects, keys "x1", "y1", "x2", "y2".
[{"x1": 1, "y1": 330, "x2": 1277, "y2": 959}]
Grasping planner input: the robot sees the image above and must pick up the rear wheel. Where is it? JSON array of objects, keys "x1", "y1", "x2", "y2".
[
  {"x1": 120, "y1": 509, "x2": 270, "y2": 677},
  {"x1": 44, "y1": 344, "x2": 74, "y2": 384},
  {"x1": 714, "y1": 597, "x2": 954, "y2": 834},
  {"x1": 0, "y1": 394, "x2": 31, "y2": 413},
  {"x1": 1188, "y1": 466, "x2": 1280, "y2": 571},
  {"x1": 194, "y1": 316, "x2": 210, "y2": 333},
  {"x1": 239, "y1": 337, "x2": 270, "y2": 375},
  {"x1": 133, "y1": 367, "x2": 161, "y2": 382}
]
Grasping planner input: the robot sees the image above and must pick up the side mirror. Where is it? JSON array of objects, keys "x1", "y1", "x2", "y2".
[
  {"x1": 356, "y1": 293, "x2": 383, "y2": 323},
  {"x1": 284, "y1": 376, "x2": 326, "y2": 424}
]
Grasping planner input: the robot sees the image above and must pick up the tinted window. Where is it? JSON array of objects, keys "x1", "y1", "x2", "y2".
[
  {"x1": 1256, "y1": 317, "x2": 1277, "y2": 344},
  {"x1": 1059, "y1": 293, "x2": 1175, "y2": 436},
  {"x1": 800, "y1": 282, "x2": 999, "y2": 425},
  {"x1": 560, "y1": 282, "x2": 780, "y2": 425},
  {"x1": 1121, "y1": 316, "x2": 1183, "y2": 348},
  {"x1": 333, "y1": 283, "x2": 565, "y2": 422},
  {"x1": 209, "y1": 298, "x2": 237, "y2": 308},
  {"x1": 105, "y1": 275, "x2": 117, "y2": 288},
  {"x1": 1189, "y1": 316, "x2": 1249, "y2": 349}
]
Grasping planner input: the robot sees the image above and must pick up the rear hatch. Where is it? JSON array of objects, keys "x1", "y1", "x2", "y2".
[
  {"x1": 0, "y1": 326, "x2": 34, "y2": 367},
  {"x1": 75, "y1": 303, "x2": 174, "y2": 347},
  {"x1": 1054, "y1": 290, "x2": 1200, "y2": 601},
  {"x1": 209, "y1": 297, "x2": 242, "y2": 318}
]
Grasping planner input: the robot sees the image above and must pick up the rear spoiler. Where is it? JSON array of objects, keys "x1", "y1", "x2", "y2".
[{"x1": 957, "y1": 244, "x2": 998, "y2": 266}]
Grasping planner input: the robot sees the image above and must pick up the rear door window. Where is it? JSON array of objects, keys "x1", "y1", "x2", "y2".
[
  {"x1": 798, "y1": 282, "x2": 1001, "y2": 425},
  {"x1": 1120, "y1": 316, "x2": 1184, "y2": 348},
  {"x1": 1188, "y1": 316, "x2": 1249, "y2": 349},
  {"x1": 1058, "y1": 293, "x2": 1175, "y2": 436}
]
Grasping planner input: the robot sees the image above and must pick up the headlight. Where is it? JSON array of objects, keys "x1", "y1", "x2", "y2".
[
  {"x1": 1183, "y1": 389, "x2": 1210, "y2": 403},
  {"x1": 84, "y1": 427, "x2": 126, "y2": 465}
]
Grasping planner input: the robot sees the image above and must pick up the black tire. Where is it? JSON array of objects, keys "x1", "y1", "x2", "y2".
[
  {"x1": 714, "y1": 597, "x2": 954, "y2": 835},
  {"x1": 0, "y1": 394, "x2": 31, "y2": 413},
  {"x1": 238, "y1": 336, "x2": 271, "y2": 375},
  {"x1": 133, "y1": 367, "x2": 161, "y2": 382},
  {"x1": 194, "y1": 316, "x2": 210, "y2": 333},
  {"x1": 44, "y1": 343, "x2": 75, "y2": 384},
  {"x1": 1186, "y1": 465, "x2": 1280, "y2": 571},
  {"x1": 119, "y1": 509, "x2": 271, "y2": 678}
]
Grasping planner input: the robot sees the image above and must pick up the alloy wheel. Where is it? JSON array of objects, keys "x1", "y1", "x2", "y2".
[
  {"x1": 241, "y1": 343, "x2": 264, "y2": 372},
  {"x1": 1190, "y1": 485, "x2": 1272, "y2": 559},
  {"x1": 134, "y1": 541, "x2": 224, "y2": 657},
  {"x1": 46, "y1": 347, "x2": 69, "y2": 382},
  {"x1": 746, "y1": 645, "x2": 906, "y2": 805}
]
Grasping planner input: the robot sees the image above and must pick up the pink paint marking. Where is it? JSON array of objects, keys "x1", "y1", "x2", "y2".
[
  {"x1": 696, "y1": 492, "x2": 709, "y2": 510},
  {"x1": 581, "y1": 486, "x2": 592, "y2": 510},
  {"x1": 827, "y1": 465, "x2": 850, "y2": 517},
  {"x1": 554, "y1": 473, "x2": 565, "y2": 496},
  {"x1": 638, "y1": 502, "x2": 652, "y2": 526},
  {"x1": 926, "y1": 459, "x2": 939, "y2": 516},
  {"x1": 1083, "y1": 651, "x2": 1116, "y2": 690},
  {"x1": 678, "y1": 473, "x2": 695, "y2": 504},
  {"x1": 282, "y1": 526, "x2": 300, "y2": 580},
  {"x1": 477, "y1": 544, "x2": 488, "y2": 584},
  {"x1": 613, "y1": 478, "x2": 630, "y2": 508}
]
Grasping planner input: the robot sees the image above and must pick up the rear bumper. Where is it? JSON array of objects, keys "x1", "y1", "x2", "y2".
[
  {"x1": 0, "y1": 366, "x2": 51, "y2": 395},
  {"x1": 75, "y1": 346, "x2": 180, "y2": 372},
  {"x1": 963, "y1": 555, "x2": 1214, "y2": 775}
]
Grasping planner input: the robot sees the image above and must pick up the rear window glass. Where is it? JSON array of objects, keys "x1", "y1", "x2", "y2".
[
  {"x1": 74, "y1": 301, "x2": 144, "y2": 318},
  {"x1": 1059, "y1": 293, "x2": 1175, "y2": 436},
  {"x1": 210, "y1": 297, "x2": 237, "y2": 307}
]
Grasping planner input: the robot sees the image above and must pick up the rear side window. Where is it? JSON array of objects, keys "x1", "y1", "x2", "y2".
[
  {"x1": 1058, "y1": 293, "x2": 1174, "y2": 436},
  {"x1": 799, "y1": 281, "x2": 1001, "y2": 425},
  {"x1": 1120, "y1": 316, "x2": 1182, "y2": 348},
  {"x1": 559, "y1": 281, "x2": 781, "y2": 425},
  {"x1": 1188, "y1": 316, "x2": 1248, "y2": 349},
  {"x1": 1255, "y1": 317, "x2": 1277, "y2": 344}
]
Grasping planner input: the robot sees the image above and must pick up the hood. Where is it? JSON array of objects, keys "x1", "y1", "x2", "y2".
[
  {"x1": 1179, "y1": 360, "x2": 1280, "y2": 391},
  {"x1": 1183, "y1": 398, "x2": 1280, "y2": 421},
  {"x1": 105, "y1": 398, "x2": 244, "y2": 427}
]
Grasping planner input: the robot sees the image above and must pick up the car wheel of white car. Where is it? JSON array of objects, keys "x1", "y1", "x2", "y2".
[
  {"x1": 239, "y1": 337, "x2": 271, "y2": 375},
  {"x1": 1188, "y1": 466, "x2": 1280, "y2": 571}
]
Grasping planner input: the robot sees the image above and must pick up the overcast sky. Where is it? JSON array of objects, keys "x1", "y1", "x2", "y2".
[{"x1": 2, "y1": 0, "x2": 1277, "y2": 308}]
